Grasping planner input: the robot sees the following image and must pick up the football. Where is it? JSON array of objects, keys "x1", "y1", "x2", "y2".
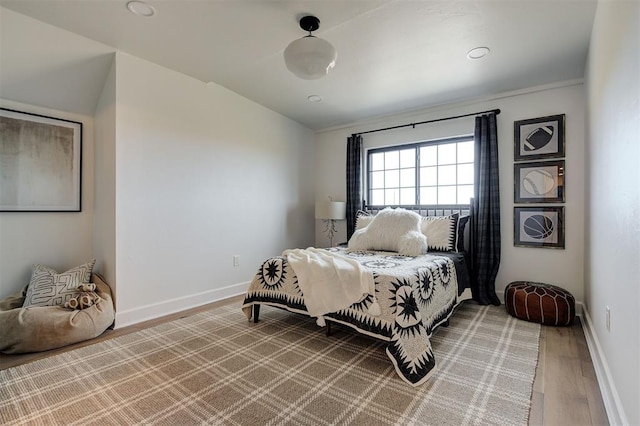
[{"x1": 524, "y1": 125, "x2": 554, "y2": 151}]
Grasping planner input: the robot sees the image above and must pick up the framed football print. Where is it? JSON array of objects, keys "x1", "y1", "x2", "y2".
[
  {"x1": 514, "y1": 114, "x2": 565, "y2": 161},
  {"x1": 514, "y1": 206, "x2": 565, "y2": 249},
  {"x1": 514, "y1": 160, "x2": 565, "y2": 203}
]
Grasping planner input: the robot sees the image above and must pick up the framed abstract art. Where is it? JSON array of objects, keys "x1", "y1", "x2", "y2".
[{"x1": 0, "y1": 108, "x2": 82, "y2": 212}]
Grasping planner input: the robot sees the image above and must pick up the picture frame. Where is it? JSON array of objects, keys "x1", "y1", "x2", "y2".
[
  {"x1": 514, "y1": 114, "x2": 565, "y2": 161},
  {"x1": 514, "y1": 160, "x2": 565, "y2": 203},
  {"x1": 514, "y1": 206, "x2": 564, "y2": 249},
  {"x1": 0, "y1": 108, "x2": 82, "y2": 212}
]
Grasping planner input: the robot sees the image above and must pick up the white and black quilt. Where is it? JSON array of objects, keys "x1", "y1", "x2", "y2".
[{"x1": 241, "y1": 247, "x2": 463, "y2": 386}]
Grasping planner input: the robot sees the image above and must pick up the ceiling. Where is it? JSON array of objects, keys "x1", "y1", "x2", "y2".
[{"x1": 0, "y1": 0, "x2": 597, "y2": 130}]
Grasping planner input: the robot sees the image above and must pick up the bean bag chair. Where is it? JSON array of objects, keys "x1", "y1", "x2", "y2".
[{"x1": 0, "y1": 273, "x2": 115, "y2": 354}]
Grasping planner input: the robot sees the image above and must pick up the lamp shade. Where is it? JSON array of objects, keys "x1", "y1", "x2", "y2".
[
  {"x1": 284, "y1": 35, "x2": 337, "y2": 80},
  {"x1": 315, "y1": 201, "x2": 346, "y2": 220}
]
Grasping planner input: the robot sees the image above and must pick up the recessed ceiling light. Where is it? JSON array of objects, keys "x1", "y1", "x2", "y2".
[
  {"x1": 127, "y1": 1, "x2": 155, "y2": 17},
  {"x1": 467, "y1": 47, "x2": 490, "y2": 60},
  {"x1": 307, "y1": 95, "x2": 323, "y2": 103}
]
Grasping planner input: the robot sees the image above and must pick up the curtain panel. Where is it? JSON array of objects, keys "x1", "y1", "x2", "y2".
[
  {"x1": 346, "y1": 134, "x2": 363, "y2": 240},
  {"x1": 471, "y1": 113, "x2": 501, "y2": 305}
]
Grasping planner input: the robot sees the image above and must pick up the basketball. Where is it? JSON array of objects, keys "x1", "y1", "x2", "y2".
[{"x1": 523, "y1": 215, "x2": 555, "y2": 239}]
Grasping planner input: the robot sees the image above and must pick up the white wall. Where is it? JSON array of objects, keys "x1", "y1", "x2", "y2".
[
  {"x1": 0, "y1": 99, "x2": 96, "y2": 296},
  {"x1": 315, "y1": 82, "x2": 585, "y2": 303},
  {"x1": 584, "y1": 1, "x2": 639, "y2": 424},
  {"x1": 0, "y1": 9, "x2": 317, "y2": 325},
  {"x1": 93, "y1": 59, "x2": 117, "y2": 292},
  {"x1": 112, "y1": 52, "x2": 316, "y2": 326}
]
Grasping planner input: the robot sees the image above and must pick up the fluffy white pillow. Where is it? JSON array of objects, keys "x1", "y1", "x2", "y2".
[{"x1": 348, "y1": 208, "x2": 427, "y2": 256}]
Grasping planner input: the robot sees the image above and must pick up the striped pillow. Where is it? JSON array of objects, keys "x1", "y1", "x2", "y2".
[{"x1": 23, "y1": 259, "x2": 96, "y2": 308}]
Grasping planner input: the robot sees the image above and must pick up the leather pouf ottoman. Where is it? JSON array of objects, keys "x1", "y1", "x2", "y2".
[{"x1": 504, "y1": 281, "x2": 575, "y2": 326}]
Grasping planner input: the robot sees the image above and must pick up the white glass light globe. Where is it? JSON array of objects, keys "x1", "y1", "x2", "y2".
[{"x1": 284, "y1": 36, "x2": 337, "y2": 80}]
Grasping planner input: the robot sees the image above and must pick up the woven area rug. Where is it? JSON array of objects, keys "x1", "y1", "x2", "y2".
[{"x1": 0, "y1": 301, "x2": 540, "y2": 426}]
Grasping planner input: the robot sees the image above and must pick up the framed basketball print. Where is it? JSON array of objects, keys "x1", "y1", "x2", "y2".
[
  {"x1": 514, "y1": 114, "x2": 565, "y2": 161},
  {"x1": 514, "y1": 206, "x2": 565, "y2": 249},
  {"x1": 514, "y1": 160, "x2": 565, "y2": 203}
]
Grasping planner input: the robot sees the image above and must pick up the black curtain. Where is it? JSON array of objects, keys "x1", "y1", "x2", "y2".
[
  {"x1": 346, "y1": 134, "x2": 363, "y2": 240},
  {"x1": 470, "y1": 113, "x2": 501, "y2": 305}
]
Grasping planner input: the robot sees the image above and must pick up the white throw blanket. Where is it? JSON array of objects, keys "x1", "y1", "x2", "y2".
[{"x1": 282, "y1": 248, "x2": 379, "y2": 326}]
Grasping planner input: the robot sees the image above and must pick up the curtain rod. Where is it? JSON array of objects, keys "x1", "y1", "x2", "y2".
[{"x1": 354, "y1": 108, "x2": 500, "y2": 136}]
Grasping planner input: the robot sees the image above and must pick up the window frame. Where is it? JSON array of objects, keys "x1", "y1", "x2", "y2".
[{"x1": 365, "y1": 135, "x2": 475, "y2": 209}]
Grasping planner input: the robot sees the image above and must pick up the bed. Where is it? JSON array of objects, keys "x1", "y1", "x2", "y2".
[{"x1": 241, "y1": 207, "x2": 472, "y2": 386}]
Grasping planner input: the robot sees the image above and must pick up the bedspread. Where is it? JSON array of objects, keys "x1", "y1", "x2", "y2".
[{"x1": 241, "y1": 247, "x2": 461, "y2": 386}]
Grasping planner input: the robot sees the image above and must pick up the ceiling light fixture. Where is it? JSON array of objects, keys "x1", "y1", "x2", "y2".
[
  {"x1": 284, "y1": 16, "x2": 337, "y2": 80},
  {"x1": 127, "y1": 1, "x2": 155, "y2": 17},
  {"x1": 467, "y1": 47, "x2": 490, "y2": 60}
]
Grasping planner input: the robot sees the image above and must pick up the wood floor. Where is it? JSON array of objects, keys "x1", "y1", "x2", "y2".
[{"x1": 0, "y1": 298, "x2": 609, "y2": 426}]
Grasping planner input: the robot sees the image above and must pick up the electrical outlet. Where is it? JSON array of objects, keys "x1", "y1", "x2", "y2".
[
  {"x1": 606, "y1": 306, "x2": 611, "y2": 332},
  {"x1": 233, "y1": 255, "x2": 240, "y2": 267}
]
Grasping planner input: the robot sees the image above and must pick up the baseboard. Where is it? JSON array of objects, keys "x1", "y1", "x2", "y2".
[
  {"x1": 580, "y1": 304, "x2": 628, "y2": 426},
  {"x1": 114, "y1": 281, "x2": 250, "y2": 329}
]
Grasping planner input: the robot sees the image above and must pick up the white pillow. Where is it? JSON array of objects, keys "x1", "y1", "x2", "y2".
[
  {"x1": 421, "y1": 214, "x2": 459, "y2": 252},
  {"x1": 348, "y1": 208, "x2": 427, "y2": 256}
]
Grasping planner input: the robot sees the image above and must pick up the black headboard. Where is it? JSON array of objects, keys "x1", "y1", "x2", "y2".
[{"x1": 362, "y1": 204, "x2": 470, "y2": 217}]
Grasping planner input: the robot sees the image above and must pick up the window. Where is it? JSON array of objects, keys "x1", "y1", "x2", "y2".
[{"x1": 367, "y1": 136, "x2": 474, "y2": 207}]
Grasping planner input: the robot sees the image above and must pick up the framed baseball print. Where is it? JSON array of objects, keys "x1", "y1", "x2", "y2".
[{"x1": 514, "y1": 160, "x2": 565, "y2": 203}]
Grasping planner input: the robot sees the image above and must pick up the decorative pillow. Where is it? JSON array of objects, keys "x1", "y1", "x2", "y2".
[
  {"x1": 22, "y1": 259, "x2": 96, "y2": 308},
  {"x1": 456, "y1": 215, "x2": 470, "y2": 252},
  {"x1": 355, "y1": 210, "x2": 374, "y2": 230},
  {"x1": 348, "y1": 208, "x2": 427, "y2": 256},
  {"x1": 421, "y1": 214, "x2": 459, "y2": 252}
]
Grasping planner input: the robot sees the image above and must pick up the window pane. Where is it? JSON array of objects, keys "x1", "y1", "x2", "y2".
[
  {"x1": 385, "y1": 151, "x2": 399, "y2": 169},
  {"x1": 370, "y1": 152, "x2": 384, "y2": 171},
  {"x1": 371, "y1": 189, "x2": 384, "y2": 205},
  {"x1": 438, "y1": 165, "x2": 456, "y2": 185},
  {"x1": 420, "y1": 187, "x2": 437, "y2": 204},
  {"x1": 457, "y1": 164, "x2": 474, "y2": 184},
  {"x1": 368, "y1": 137, "x2": 474, "y2": 208},
  {"x1": 385, "y1": 170, "x2": 400, "y2": 187},
  {"x1": 420, "y1": 166, "x2": 437, "y2": 186},
  {"x1": 438, "y1": 144, "x2": 456, "y2": 165},
  {"x1": 400, "y1": 168, "x2": 415, "y2": 187},
  {"x1": 399, "y1": 149, "x2": 414, "y2": 168},
  {"x1": 438, "y1": 186, "x2": 457, "y2": 204},
  {"x1": 420, "y1": 146, "x2": 437, "y2": 166},
  {"x1": 385, "y1": 188, "x2": 399, "y2": 205},
  {"x1": 457, "y1": 141, "x2": 474, "y2": 163},
  {"x1": 400, "y1": 188, "x2": 416, "y2": 205},
  {"x1": 458, "y1": 185, "x2": 474, "y2": 205},
  {"x1": 370, "y1": 171, "x2": 384, "y2": 189}
]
